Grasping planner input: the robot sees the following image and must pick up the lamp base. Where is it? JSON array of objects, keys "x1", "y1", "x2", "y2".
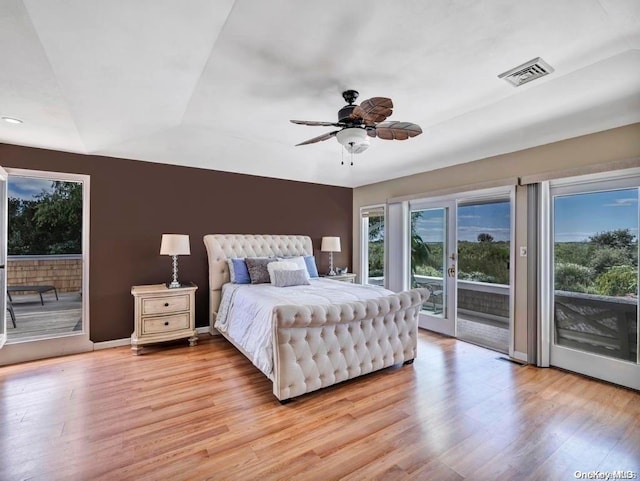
[{"x1": 167, "y1": 280, "x2": 181, "y2": 289}]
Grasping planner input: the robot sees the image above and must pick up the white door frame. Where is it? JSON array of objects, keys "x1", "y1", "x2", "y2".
[
  {"x1": 0, "y1": 168, "x2": 92, "y2": 364},
  {"x1": 409, "y1": 199, "x2": 457, "y2": 336},
  {"x1": 539, "y1": 170, "x2": 640, "y2": 390},
  {"x1": 408, "y1": 186, "x2": 516, "y2": 354}
]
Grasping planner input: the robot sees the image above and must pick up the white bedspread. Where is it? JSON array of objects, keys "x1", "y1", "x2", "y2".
[{"x1": 215, "y1": 278, "x2": 393, "y2": 379}]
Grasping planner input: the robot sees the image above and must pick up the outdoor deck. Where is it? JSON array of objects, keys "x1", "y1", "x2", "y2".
[{"x1": 6, "y1": 292, "x2": 82, "y2": 341}]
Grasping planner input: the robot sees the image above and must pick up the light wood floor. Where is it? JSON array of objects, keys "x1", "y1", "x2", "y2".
[{"x1": 1, "y1": 331, "x2": 638, "y2": 481}]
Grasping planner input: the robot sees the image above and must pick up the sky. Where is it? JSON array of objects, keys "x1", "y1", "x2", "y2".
[
  {"x1": 554, "y1": 188, "x2": 638, "y2": 242},
  {"x1": 412, "y1": 188, "x2": 639, "y2": 243},
  {"x1": 7, "y1": 176, "x2": 54, "y2": 200},
  {"x1": 413, "y1": 200, "x2": 511, "y2": 242}
]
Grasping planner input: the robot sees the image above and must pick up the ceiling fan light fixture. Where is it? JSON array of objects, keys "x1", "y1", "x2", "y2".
[{"x1": 336, "y1": 127, "x2": 369, "y2": 154}]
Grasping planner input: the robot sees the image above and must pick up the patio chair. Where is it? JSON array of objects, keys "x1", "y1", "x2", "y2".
[
  {"x1": 6, "y1": 298, "x2": 16, "y2": 328},
  {"x1": 426, "y1": 283, "x2": 443, "y2": 314}
]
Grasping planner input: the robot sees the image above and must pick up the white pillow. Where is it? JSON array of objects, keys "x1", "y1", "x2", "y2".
[
  {"x1": 278, "y1": 256, "x2": 310, "y2": 279},
  {"x1": 273, "y1": 269, "x2": 310, "y2": 287},
  {"x1": 267, "y1": 261, "x2": 298, "y2": 284}
]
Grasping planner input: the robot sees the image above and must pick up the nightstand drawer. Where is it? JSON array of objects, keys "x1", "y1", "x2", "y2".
[
  {"x1": 142, "y1": 313, "x2": 190, "y2": 334},
  {"x1": 142, "y1": 294, "x2": 190, "y2": 315}
]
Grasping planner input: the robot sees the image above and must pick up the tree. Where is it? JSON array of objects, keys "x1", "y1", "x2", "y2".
[
  {"x1": 589, "y1": 229, "x2": 636, "y2": 254},
  {"x1": 410, "y1": 211, "x2": 432, "y2": 287},
  {"x1": 8, "y1": 181, "x2": 82, "y2": 255},
  {"x1": 7, "y1": 198, "x2": 39, "y2": 255},
  {"x1": 477, "y1": 233, "x2": 494, "y2": 243}
]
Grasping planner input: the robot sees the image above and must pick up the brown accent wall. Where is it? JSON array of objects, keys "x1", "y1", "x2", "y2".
[{"x1": 0, "y1": 144, "x2": 353, "y2": 342}]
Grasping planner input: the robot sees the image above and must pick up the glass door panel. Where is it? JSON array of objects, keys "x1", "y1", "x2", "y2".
[
  {"x1": 410, "y1": 202, "x2": 456, "y2": 335},
  {"x1": 550, "y1": 183, "x2": 639, "y2": 390},
  {"x1": 362, "y1": 207, "x2": 385, "y2": 286},
  {"x1": 456, "y1": 199, "x2": 511, "y2": 354},
  {"x1": 6, "y1": 175, "x2": 84, "y2": 342}
]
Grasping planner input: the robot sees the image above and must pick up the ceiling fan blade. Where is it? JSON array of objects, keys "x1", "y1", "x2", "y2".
[
  {"x1": 295, "y1": 130, "x2": 340, "y2": 146},
  {"x1": 350, "y1": 97, "x2": 394, "y2": 124},
  {"x1": 373, "y1": 121, "x2": 422, "y2": 141},
  {"x1": 290, "y1": 119, "x2": 343, "y2": 127}
]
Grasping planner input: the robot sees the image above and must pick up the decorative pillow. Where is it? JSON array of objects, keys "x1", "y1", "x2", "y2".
[
  {"x1": 267, "y1": 261, "x2": 298, "y2": 284},
  {"x1": 272, "y1": 269, "x2": 311, "y2": 287},
  {"x1": 227, "y1": 258, "x2": 251, "y2": 284},
  {"x1": 304, "y1": 255, "x2": 319, "y2": 278},
  {"x1": 277, "y1": 256, "x2": 310, "y2": 279},
  {"x1": 245, "y1": 257, "x2": 276, "y2": 284}
]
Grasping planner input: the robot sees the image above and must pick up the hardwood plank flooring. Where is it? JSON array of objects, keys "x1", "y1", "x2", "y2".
[{"x1": 0, "y1": 331, "x2": 638, "y2": 480}]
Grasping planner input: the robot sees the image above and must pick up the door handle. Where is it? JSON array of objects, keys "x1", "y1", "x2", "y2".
[{"x1": 447, "y1": 266, "x2": 456, "y2": 277}]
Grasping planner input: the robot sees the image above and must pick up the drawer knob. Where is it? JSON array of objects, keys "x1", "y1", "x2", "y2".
[
  {"x1": 164, "y1": 321, "x2": 169, "y2": 326},
  {"x1": 164, "y1": 302, "x2": 169, "y2": 307}
]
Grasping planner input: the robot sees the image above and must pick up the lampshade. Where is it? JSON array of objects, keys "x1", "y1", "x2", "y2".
[
  {"x1": 336, "y1": 128, "x2": 370, "y2": 154},
  {"x1": 321, "y1": 236, "x2": 341, "y2": 253},
  {"x1": 160, "y1": 234, "x2": 191, "y2": 256}
]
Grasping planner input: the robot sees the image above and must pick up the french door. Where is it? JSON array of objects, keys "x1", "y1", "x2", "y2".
[
  {"x1": 409, "y1": 200, "x2": 457, "y2": 336},
  {"x1": 543, "y1": 173, "x2": 640, "y2": 390},
  {"x1": 408, "y1": 188, "x2": 515, "y2": 356},
  {"x1": 0, "y1": 167, "x2": 92, "y2": 365}
]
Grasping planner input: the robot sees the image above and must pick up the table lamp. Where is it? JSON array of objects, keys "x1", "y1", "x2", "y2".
[
  {"x1": 160, "y1": 234, "x2": 190, "y2": 288},
  {"x1": 321, "y1": 236, "x2": 341, "y2": 276}
]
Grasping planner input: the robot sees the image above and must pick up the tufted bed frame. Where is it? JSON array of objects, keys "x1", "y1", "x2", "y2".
[{"x1": 203, "y1": 234, "x2": 429, "y2": 401}]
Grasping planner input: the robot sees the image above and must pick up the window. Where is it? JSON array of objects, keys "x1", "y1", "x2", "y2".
[{"x1": 361, "y1": 206, "x2": 385, "y2": 286}]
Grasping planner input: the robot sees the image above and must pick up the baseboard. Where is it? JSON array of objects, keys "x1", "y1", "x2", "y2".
[
  {"x1": 94, "y1": 327, "x2": 211, "y2": 350},
  {"x1": 93, "y1": 338, "x2": 131, "y2": 350}
]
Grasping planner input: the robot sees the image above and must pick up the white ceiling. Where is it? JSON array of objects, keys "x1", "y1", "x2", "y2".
[{"x1": 1, "y1": 0, "x2": 639, "y2": 188}]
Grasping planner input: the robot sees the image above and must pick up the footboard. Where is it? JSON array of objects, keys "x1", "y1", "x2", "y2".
[{"x1": 271, "y1": 288, "x2": 429, "y2": 400}]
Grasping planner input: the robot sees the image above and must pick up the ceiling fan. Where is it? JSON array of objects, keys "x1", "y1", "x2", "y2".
[{"x1": 290, "y1": 90, "x2": 422, "y2": 155}]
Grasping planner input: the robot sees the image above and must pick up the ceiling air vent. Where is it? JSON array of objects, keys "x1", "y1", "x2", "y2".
[{"x1": 498, "y1": 57, "x2": 554, "y2": 87}]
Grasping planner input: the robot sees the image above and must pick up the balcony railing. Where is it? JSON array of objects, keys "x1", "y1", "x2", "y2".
[
  {"x1": 555, "y1": 290, "x2": 637, "y2": 362},
  {"x1": 369, "y1": 274, "x2": 638, "y2": 361},
  {"x1": 7, "y1": 255, "x2": 83, "y2": 294}
]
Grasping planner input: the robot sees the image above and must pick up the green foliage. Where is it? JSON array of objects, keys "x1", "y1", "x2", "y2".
[
  {"x1": 410, "y1": 212, "x2": 432, "y2": 287},
  {"x1": 589, "y1": 229, "x2": 635, "y2": 253},
  {"x1": 555, "y1": 262, "x2": 594, "y2": 293},
  {"x1": 554, "y1": 228, "x2": 638, "y2": 296},
  {"x1": 368, "y1": 240, "x2": 384, "y2": 277},
  {"x1": 8, "y1": 181, "x2": 82, "y2": 255},
  {"x1": 588, "y1": 247, "x2": 630, "y2": 275},
  {"x1": 595, "y1": 265, "x2": 638, "y2": 297},
  {"x1": 414, "y1": 265, "x2": 441, "y2": 277},
  {"x1": 554, "y1": 242, "x2": 593, "y2": 265},
  {"x1": 458, "y1": 271, "x2": 499, "y2": 283},
  {"x1": 458, "y1": 241, "x2": 509, "y2": 284}
]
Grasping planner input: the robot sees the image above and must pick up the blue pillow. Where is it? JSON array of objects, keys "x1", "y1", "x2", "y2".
[
  {"x1": 304, "y1": 255, "x2": 319, "y2": 278},
  {"x1": 230, "y1": 258, "x2": 251, "y2": 284}
]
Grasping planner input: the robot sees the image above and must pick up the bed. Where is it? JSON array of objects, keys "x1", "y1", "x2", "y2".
[{"x1": 203, "y1": 234, "x2": 429, "y2": 401}]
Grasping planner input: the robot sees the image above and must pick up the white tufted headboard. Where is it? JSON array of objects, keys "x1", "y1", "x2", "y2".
[{"x1": 203, "y1": 234, "x2": 314, "y2": 328}]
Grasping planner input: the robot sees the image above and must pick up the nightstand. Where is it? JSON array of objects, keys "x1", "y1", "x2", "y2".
[
  {"x1": 322, "y1": 273, "x2": 357, "y2": 283},
  {"x1": 130, "y1": 283, "x2": 198, "y2": 355}
]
